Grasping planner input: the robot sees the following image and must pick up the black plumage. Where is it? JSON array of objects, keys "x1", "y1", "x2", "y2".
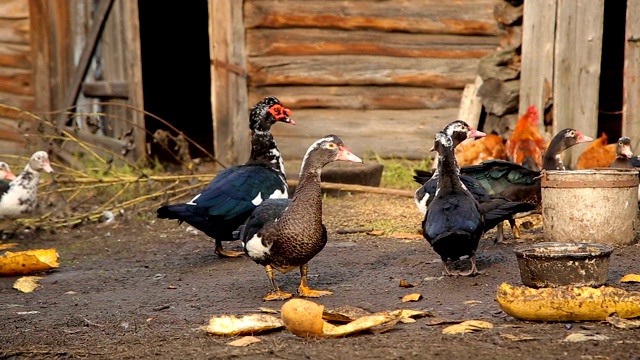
[
  {"x1": 422, "y1": 131, "x2": 484, "y2": 276},
  {"x1": 156, "y1": 96, "x2": 294, "y2": 257},
  {"x1": 237, "y1": 135, "x2": 363, "y2": 301},
  {"x1": 609, "y1": 137, "x2": 634, "y2": 168}
]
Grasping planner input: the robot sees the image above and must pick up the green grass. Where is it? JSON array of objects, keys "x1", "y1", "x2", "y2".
[{"x1": 371, "y1": 155, "x2": 432, "y2": 190}]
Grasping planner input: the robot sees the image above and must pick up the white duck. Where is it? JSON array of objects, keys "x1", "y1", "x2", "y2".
[{"x1": 0, "y1": 151, "x2": 54, "y2": 227}]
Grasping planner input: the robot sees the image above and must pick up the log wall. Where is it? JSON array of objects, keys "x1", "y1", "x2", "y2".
[{"x1": 244, "y1": 0, "x2": 500, "y2": 160}]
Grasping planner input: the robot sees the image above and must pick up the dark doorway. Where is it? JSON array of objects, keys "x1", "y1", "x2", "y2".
[
  {"x1": 138, "y1": 0, "x2": 213, "y2": 162},
  {"x1": 597, "y1": 0, "x2": 627, "y2": 142}
]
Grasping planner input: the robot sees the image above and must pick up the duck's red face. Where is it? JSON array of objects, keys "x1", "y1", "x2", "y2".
[{"x1": 269, "y1": 105, "x2": 295, "y2": 125}]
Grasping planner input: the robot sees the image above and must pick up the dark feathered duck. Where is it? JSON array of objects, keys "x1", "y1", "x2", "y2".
[
  {"x1": 156, "y1": 96, "x2": 294, "y2": 257},
  {"x1": 414, "y1": 121, "x2": 535, "y2": 242},
  {"x1": 0, "y1": 151, "x2": 53, "y2": 230},
  {"x1": 609, "y1": 137, "x2": 634, "y2": 168},
  {"x1": 423, "y1": 131, "x2": 484, "y2": 276},
  {"x1": 236, "y1": 135, "x2": 362, "y2": 301}
]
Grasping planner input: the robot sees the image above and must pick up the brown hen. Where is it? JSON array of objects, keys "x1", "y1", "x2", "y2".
[
  {"x1": 576, "y1": 133, "x2": 616, "y2": 169},
  {"x1": 505, "y1": 105, "x2": 547, "y2": 171},
  {"x1": 455, "y1": 133, "x2": 508, "y2": 167}
]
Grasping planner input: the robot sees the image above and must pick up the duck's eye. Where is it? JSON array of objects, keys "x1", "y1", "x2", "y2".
[
  {"x1": 327, "y1": 143, "x2": 337, "y2": 149},
  {"x1": 568, "y1": 131, "x2": 575, "y2": 137}
]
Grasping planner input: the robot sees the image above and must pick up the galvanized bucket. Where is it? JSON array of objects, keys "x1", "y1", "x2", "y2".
[{"x1": 541, "y1": 169, "x2": 639, "y2": 246}]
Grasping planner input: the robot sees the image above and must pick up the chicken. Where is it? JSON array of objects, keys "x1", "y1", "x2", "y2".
[
  {"x1": 505, "y1": 105, "x2": 547, "y2": 171},
  {"x1": 576, "y1": 133, "x2": 616, "y2": 169},
  {"x1": 455, "y1": 133, "x2": 508, "y2": 167}
]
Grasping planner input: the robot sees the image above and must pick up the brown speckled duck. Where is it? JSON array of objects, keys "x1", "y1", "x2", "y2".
[{"x1": 236, "y1": 135, "x2": 362, "y2": 301}]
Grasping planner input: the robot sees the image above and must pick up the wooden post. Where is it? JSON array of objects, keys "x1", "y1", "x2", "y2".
[
  {"x1": 553, "y1": 0, "x2": 605, "y2": 168},
  {"x1": 209, "y1": 0, "x2": 250, "y2": 168},
  {"x1": 519, "y1": 0, "x2": 557, "y2": 135},
  {"x1": 623, "y1": 0, "x2": 640, "y2": 151}
]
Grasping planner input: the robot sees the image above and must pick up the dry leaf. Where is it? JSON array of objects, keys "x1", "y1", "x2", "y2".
[
  {"x1": 367, "y1": 230, "x2": 385, "y2": 236},
  {"x1": 227, "y1": 336, "x2": 261, "y2": 347},
  {"x1": 402, "y1": 293, "x2": 422, "y2": 302},
  {"x1": 389, "y1": 233, "x2": 423, "y2": 240},
  {"x1": 0, "y1": 249, "x2": 59, "y2": 276},
  {"x1": 323, "y1": 305, "x2": 371, "y2": 323},
  {"x1": 563, "y1": 332, "x2": 609, "y2": 342},
  {"x1": 464, "y1": 300, "x2": 482, "y2": 306},
  {"x1": 399, "y1": 280, "x2": 414, "y2": 288},
  {"x1": 425, "y1": 317, "x2": 462, "y2": 326},
  {"x1": 391, "y1": 309, "x2": 433, "y2": 320},
  {"x1": 442, "y1": 320, "x2": 493, "y2": 334},
  {"x1": 200, "y1": 314, "x2": 283, "y2": 336},
  {"x1": 501, "y1": 333, "x2": 537, "y2": 341},
  {"x1": 620, "y1": 274, "x2": 640, "y2": 283},
  {"x1": 606, "y1": 313, "x2": 640, "y2": 329},
  {"x1": 13, "y1": 276, "x2": 43, "y2": 293},
  {"x1": 258, "y1": 307, "x2": 279, "y2": 314}
]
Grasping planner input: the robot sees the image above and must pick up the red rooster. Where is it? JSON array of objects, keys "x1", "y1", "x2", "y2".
[{"x1": 505, "y1": 105, "x2": 547, "y2": 171}]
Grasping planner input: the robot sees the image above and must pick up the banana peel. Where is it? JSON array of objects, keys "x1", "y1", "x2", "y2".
[
  {"x1": 0, "y1": 249, "x2": 59, "y2": 276},
  {"x1": 496, "y1": 282, "x2": 640, "y2": 321}
]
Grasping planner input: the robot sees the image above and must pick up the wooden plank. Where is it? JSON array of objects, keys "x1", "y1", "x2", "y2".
[
  {"x1": 0, "y1": 18, "x2": 29, "y2": 44},
  {"x1": 244, "y1": 0, "x2": 499, "y2": 36},
  {"x1": 210, "y1": 0, "x2": 250, "y2": 167},
  {"x1": 623, "y1": 0, "x2": 640, "y2": 151},
  {"x1": 81, "y1": 80, "x2": 129, "y2": 99},
  {"x1": 248, "y1": 56, "x2": 479, "y2": 89},
  {"x1": 553, "y1": 0, "x2": 604, "y2": 167},
  {"x1": 457, "y1": 76, "x2": 484, "y2": 128},
  {"x1": 250, "y1": 86, "x2": 463, "y2": 110},
  {"x1": 0, "y1": 43, "x2": 31, "y2": 68},
  {"x1": 0, "y1": 66, "x2": 31, "y2": 95},
  {"x1": 0, "y1": 91, "x2": 34, "y2": 114},
  {"x1": 519, "y1": 0, "x2": 557, "y2": 133},
  {"x1": 0, "y1": 0, "x2": 29, "y2": 20},
  {"x1": 271, "y1": 108, "x2": 460, "y2": 160},
  {"x1": 247, "y1": 29, "x2": 498, "y2": 58}
]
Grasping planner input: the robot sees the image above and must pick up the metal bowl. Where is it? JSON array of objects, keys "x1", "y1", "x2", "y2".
[{"x1": 513, "y1": 242, "x2": 614, "y2": 288}]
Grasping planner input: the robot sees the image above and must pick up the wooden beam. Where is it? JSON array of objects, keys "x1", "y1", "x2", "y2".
[
  {"x1": 519, "y1": 0, "x2": 556, "y2": 134},
  {"x1": 209, "y1": 0, "x2": 250, "y2": 167},
  {"x1": 61, "y1": 0, "x2": 115, "y2": 125},
  {"x1": 623, "y1": 0, "x2": 640, "y2": 151},
  {"x1": 81, "y1": 81, "x2": 129, "y2": 99},
  {"x1": 553, "y1": 0, "x2": 605, "y2": 167}
]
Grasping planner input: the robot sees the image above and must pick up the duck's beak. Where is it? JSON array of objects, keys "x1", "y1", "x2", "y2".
[
  {"x1": 42, "y1": 160, "x2": 54, "y2": 173},
  {"x1": 337, "y1": 146, "x2": 363, "y2": 163},
  {"x1": 469, "y1": 128, "x2": 487, "y2": 139},
  {"x1": 622, "y1": 145, "x2": 634, "y2": 158},
  {"x1": 5, "y1": 169, "x2": 16, "y2": 181},
  {"x1": 576, "y1": 132, "x2": 594, "y2": 143}
]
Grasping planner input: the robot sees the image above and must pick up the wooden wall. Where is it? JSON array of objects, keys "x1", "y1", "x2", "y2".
[
  {"x1": 0, "y1": 0, "x2": 31, "y2": 154},
  {"x1": 243, "y1": 0, "x2": 500, "y2": 160}
]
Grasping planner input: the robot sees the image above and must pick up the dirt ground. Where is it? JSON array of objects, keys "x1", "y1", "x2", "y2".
[{"x1": 1, "y1": 192, "x2": 640, "y2": 360}]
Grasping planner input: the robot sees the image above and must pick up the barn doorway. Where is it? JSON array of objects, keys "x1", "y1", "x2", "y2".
[
  {"x1": 137, "y1": 0, "x2": 213, "y2": 163},
  {"x1": 596, "y1": 0, "x2": 627, "y2": 141}
]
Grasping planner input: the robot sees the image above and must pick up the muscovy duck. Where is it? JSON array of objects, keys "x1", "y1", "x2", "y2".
[
  {"x1": 157, "y1": 96, "x2": 294, "y2": 257},
  {"x1": 0, "y1": 162, "x2": 17, "y2": 194},
  {"x1": 0, "y1": 151, "x2": 54, "y2": 229},
  {"x1": 235, "y1": 135, "x2": 362, "y2": 301},
  {"x1": 414, "y1": 120, "x2": 486, "y2": 215},
  {"x1": 423, "y1": 131, "x2": 484, "y2": 276},
  {"x1": 609, "y1": 137, "x2": 634, "y2": 168},
  {"x1": 441, "y1": 128, "x2": 593, "y2": 241}
]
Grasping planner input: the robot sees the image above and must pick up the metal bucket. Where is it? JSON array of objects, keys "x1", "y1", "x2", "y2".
[{"x1": 541, "y1": 169, "x2": 639, "y2": 246}]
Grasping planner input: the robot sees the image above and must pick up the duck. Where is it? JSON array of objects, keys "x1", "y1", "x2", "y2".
[
  {"x1": 0, "y1": 162, "x2": 17, "y2": 194},
  {"x1": 423, "y1": 131, "x2": 483, "y2": 276},
  {"x1": 413, "y1": 122, "x2": 536, "y2": 242},
  {"x1": 453, "y1": 128, "x2": 593, "y2": 241},
  {"x1": 156, "y1": 96, "x2": 295, "y2": 257},
  {"x1": 235, "y1": 135, "x2": 363, "y2": 301},
  {"x1": 0, "y1": 151, "x2": 54, "y2": 229},
  {"x1": 609, "y1": 137, "x2": 634, "y2": 168}
]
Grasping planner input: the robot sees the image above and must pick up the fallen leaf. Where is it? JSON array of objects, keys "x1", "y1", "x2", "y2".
[
  {"x1": 13, "y1": 276, "x2": 43, "y2": 293},
  {"x1": 402, "y1": 293, "x2": 422, "y2": 302},
  {"x1": 606, "y1": 313, "x2": 640, "y2": 329},
  {"x1": 563, "y1": 331, "x2": 609, "y2": 342},
  {"x1": 258, "y1": 307, "x2": 279, "y2": 314},
  {"x1": 442, "y1": 320, "x2": 493, "y2": 334},
  {"x1": 501, "y1": 333, "x2": 537, "y2": 341},
  {"x1": 620, "y1": 274, "x2": 640, "y2": 283},
  {"x1": 425, "y1": 317, "x2": 463, "y2": 326},
  {"x1": 399, "y1": 280, "x2": 414, "y2": 288},
  {"x1": 464, "y1": 300, "x2": 482, "y2": 306},
  {"x1": 389, "y1": 233, "x2": 423, "y2": 240},
  {"x1": 390, "y1": 309, "x2": 433, "y2": 320},
  {"x1": 65, "y1": 291, "x2": 77, "y2": 295},
  {"x1": 399, "y1": 317, "x2": 416, "y2": 323},
  {"x1": 0, "y1": 249, "x2": 59, "y2": 276},
  {"x1": 323, "y1": 305, "x2": 371, "y2": 323},
  {"x1": 367, "y1": 230, "x2": 385, "y2": 236},
  {"x1": 227, "y1": 336, "x2": 261, "y2": 347},
  {"x1": 200, "y1": 314, "x2": 284, "y2": 336}
]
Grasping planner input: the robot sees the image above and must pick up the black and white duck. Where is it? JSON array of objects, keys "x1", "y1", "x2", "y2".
[
  {"x1": 235, "y1": 135, "x2": 362, "y2": 301},
  {"x1": 0, "y1": 151, "x2": 54, "y2": 229},
  {"x1": 609, "y1": 137, "x2": 634, "y2": 168},
  {"x1": 423, "y1": 131, "x2": 483, "y2": 276},
  {"x1": 0, "y1": 162, "x2": 17, "y2": 194},
  {"x1": 157, "y1": 96, "x2": 295, "y2": 257}
]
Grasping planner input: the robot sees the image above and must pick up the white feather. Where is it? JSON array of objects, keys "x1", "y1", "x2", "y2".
[{"x1": 245, "y1": 234, "x2": 271, "y2": 260}]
